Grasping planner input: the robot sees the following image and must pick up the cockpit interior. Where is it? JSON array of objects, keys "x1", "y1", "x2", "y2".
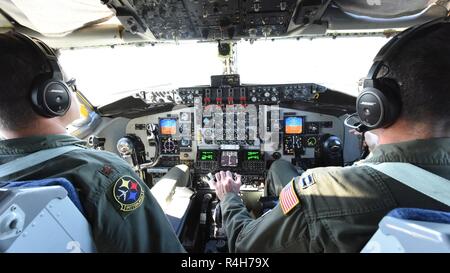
[
  {"x1": 83, "y1": 73, "x2": 360, "y2": 252},
  {"x1": 0, "y1": 0, "x2": 449, "y2": 254}
]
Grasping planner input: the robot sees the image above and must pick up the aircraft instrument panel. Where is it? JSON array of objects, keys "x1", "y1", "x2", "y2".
[{"x1": 120, "y1": 75, "x2": 353, "y2": 187}]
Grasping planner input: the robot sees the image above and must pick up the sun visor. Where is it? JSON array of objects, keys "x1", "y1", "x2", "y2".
[
  {"x1": 334, "y1": 0, "x2": 444, "y2": 19},
  {"x1": 1, "y1": 0, "x2": 115, "y2": 36}
]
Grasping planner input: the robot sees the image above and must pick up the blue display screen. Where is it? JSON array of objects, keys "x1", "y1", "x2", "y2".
[
  {"x1": 285, "y1": 116, "x2": 303, "y2": 134},
  {"x1": 160, "y1": 118, "x2": 177, "y2": 135}
]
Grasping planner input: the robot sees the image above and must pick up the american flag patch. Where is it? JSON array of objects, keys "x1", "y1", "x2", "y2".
[{"x1": 279, "y1": 180, "x2": 300, "y2": 215}]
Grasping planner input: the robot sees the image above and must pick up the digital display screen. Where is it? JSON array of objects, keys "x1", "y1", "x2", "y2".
[
  {"x1": 285, "y1": 116, "x2": 303, "y2": 134},
  {"x1": 159, "y1": 118, "x2": 177, "y2": 135},
  {"x1": 221, "y1": 151, "x2": 239, "y2": 167},
  {"x1": 246, "y1": 151, "x2": 261, "y2": 161},
  {"x1": 199, "y1": 151, "x2": 216, "y2": 161}
]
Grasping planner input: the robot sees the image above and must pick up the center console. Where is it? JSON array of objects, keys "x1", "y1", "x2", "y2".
[{"x1": 195, "y1": 147, "x2": 266, "y2": 186}]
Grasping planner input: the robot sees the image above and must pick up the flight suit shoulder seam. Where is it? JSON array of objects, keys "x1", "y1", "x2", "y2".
[
  {"x1": 363, "y1": 166, "x2": 397, "y2": 206},
  {"x1": 302, "y1": 167, "x2": 397, "y2": 220}
]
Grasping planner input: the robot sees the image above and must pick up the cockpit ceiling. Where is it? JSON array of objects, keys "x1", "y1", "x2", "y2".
[
  {"x1": 105, "y1": 0, "x2": 449, "y2": 40},
  {"x1": 0, "y1": 0, "x2": 114, "y2": 36},
  {"x1": 335, "y1": 0, "x2": 442, "y2": 18},
  {"x1": 0, "y1": 0, "x2": 448, "y2": 47}
]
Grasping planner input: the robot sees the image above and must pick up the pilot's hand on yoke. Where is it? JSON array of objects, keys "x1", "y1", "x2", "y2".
[{"x1": 214, "y1": 171, "x2": 242, "y2": 201}]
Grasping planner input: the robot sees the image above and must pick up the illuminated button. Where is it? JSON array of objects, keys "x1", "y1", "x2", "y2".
[{"x1": 307, "y1": 137, "x2": 317, "y2": 146}]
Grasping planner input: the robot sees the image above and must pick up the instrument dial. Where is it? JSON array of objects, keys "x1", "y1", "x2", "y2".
[
  {"x1": 161, "y1": 138, "x2": 179, "y2": 154},
  {"x1": 180, "y1": 112, "x2": 190, "y2": 121}
]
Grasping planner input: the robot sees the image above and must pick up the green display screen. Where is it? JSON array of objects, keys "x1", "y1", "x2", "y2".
[
  {"x1": 246, "y1": 151, "x2": 261, "y2": 161},
  {"x1": 200, "y1": 151, "x2": 216, "y2": 161}
]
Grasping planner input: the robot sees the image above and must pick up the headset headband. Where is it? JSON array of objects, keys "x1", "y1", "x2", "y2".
[
  {"x1": 365, "y1": 16, "x2": 450, "y2": 84},
  {"x1": 13, "y1": 32, "x2": 63, "y2": 81},
  {"x1": 348, "y1": 16, "x2": 450, "y2": 133}
]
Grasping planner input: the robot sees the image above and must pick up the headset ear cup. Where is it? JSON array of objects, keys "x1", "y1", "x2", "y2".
[
  {"x1": 356, "y1": 87, "x2": 385, "y2": 129},
  {"x1": 357, "y1": 78, "x2": 401, "y2": 129},
  {"x1": 13, "y1": 32, "x2": 71, "y2": 118},
  {"x1": 30, "y1": 78, "x2": 71, "y2": 118},
  {"x1": 30, "y1": 77, "x2": 49, "y2": 117}
]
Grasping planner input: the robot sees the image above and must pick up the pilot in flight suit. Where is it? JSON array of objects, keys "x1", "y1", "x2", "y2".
[
  {"x1": 0, "y1": 32, "x2": 185, "y2": 253},
  {"x1": 216, "y1": 18, "x2": 450, "y2": 252},
  {"x1": 0, "y1": 135, "x2": 186, "y2": 253},
  {"x1": 220, "y1": 138, "x2": 450, "y2": 252}
]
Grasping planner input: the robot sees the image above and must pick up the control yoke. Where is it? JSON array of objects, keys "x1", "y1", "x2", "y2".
[{"x1": 139, "y1": 124, "x2": 161, "y2": 169}]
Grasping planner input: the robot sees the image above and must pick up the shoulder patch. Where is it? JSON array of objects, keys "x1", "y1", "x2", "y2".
[
  {"x1": 100, "y1": 165, "x2": 113, "y2": 176},
  {"x1": 279, "y1": 180, "x2": 300, "y2": 215},
  {"x1": 112, "y1": 175, "x2": 145, "y2": 212},
  {"x1": 296, "y1": 172, "x2": 316, "y2": 189}
]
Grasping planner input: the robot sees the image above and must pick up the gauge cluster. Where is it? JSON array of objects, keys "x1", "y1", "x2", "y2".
[
  {"x1": 113, "y1": 75, "x2": 353, "y2": 189},
  {"x1": 124, "y1": 105, "x2": 343, "y2": 187}
]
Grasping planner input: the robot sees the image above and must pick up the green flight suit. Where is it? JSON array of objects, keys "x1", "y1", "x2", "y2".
[
  {"x1": 221, "y1": 138, "x2": 450, "y2": 253},
  {"x1": 264, "y1": 159, "x2": 302, "y2": 196},
  {"x1": 0, "y1": 134, "x2": 185, "y2": 253}
]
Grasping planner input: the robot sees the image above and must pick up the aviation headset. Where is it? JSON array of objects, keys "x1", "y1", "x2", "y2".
[
  {"x1": 13, "y1": 32, "x2": 71, "y2": 118},
  {"x1": 350, "y1": 16, "x2": 450, "y2": 132}
]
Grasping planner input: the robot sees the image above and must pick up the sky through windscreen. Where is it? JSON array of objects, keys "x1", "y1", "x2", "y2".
[{"x1": 59, "y1": 37, "x2": 389, "y2": 106}]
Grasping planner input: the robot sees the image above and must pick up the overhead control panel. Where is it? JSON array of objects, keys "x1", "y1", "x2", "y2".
[{"x1": 105, "y1": 0, "x2": 298, "y2": 40}]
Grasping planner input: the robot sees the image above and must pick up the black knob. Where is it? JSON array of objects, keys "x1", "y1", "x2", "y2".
[
  {"x1": 272, "y1": 152, "x2": 281, "y2": 160},
  {"x1": 321, "y1": 135, "x2": 343, "y2": 166}
]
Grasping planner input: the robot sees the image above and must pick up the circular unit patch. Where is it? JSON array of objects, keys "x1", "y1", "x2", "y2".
[{"x1": 113, "y1": 176, "x2": 145, "y2": 212}]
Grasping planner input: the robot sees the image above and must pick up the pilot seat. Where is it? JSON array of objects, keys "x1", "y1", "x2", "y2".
[
  {"x1": 150, "y1": 164, "x2": 194, "y2": 236},
  {"x1": 362, "y1": 208, "x2": 450, "y2": 253},
  {"x1": 0, "y1": 178, "x2": 96, "y2": 253}
]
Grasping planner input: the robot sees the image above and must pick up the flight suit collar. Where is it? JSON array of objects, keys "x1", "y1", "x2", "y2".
[
  {"x1": 364, "y1": 137, "x2": 450, "y2": 166},
  {"x1": 0, "y1": 134, "x2": 86, "y2": 155}
]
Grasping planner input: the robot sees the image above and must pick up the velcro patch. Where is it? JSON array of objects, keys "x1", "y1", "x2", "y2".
[
  {"x1": 279, "y1": 180, "x2": 300, "y2": 215},
  {"x1": 112, "y1": 176, "x2": 145, "y2": 212},
  {"x1": 296, "y1": 173, "x2": 315, "y2": 189}
]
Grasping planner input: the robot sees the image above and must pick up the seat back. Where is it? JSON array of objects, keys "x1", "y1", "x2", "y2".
[
  {"x1": 0, "y1": 185, "x2": 96, "y2": 253},
  {"x1": 362, "y1": 208, "x2": 450, "y2": 253}
]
